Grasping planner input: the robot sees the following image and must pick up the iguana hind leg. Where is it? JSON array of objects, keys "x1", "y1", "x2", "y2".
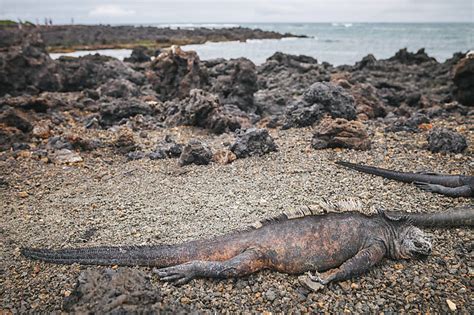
[
  {"x1": 415, "y1": 182, "x2": 473, "y2": 198},
  {"x1": 155, "y1": 247, "x2": 268, "y2": 285}
]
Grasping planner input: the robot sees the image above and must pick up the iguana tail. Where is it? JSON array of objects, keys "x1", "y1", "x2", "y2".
[
  {"x1": 387, "y1": 205, "x2": 474, "y2": 228},
  {"x1": 336, "y1": 161, "x2": 462, "y2": 187}
]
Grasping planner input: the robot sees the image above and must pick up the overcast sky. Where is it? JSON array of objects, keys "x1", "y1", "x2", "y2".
[{"x1": 1, "y1": 0, "x2": 472, "y2": 24}]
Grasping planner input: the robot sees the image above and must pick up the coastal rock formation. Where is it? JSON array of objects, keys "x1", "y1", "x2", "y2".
[
  {"x1": 0, "y1": 33, "x2": 60, "y2": 96},
  {"x1": 179, "y1": 139, "x2": 213, "y2": 166},
  {"x1": 388, "y1": 48, "x2": 436, "y2": 65},
  {"x1": 164, "y1": 89, "x2": 245, "y2": 134},
  {"x1": 207, "y1": 58, "x2": 258, "y2": 113},
  {"x1": 230, "y1": 128, "x2": 277, "y2": 158},
  {"x1": 255, "y1": 52, "x2": 332, "y2": 116},
  {"x1": 282, "y1": 82, "x2": 356, "y2": 129},
  {"x1": 97, "y1": 78, "x2": 140, "y2": 98},
  {"x1": 124, "y1": 46, "x2": 152, "y2": 63},
  {"x1": 311, "y1": 117, "x2": 371, "y2": 150},
  {"x1": 148, "y1": 46, "x2": 208, "y2": 101},
  {"x1": 452, "y1": 56, "x2": 474, "y2": 106},
  {"x1": 427, "y1": 128, "x2": 467, "y2": 153}
]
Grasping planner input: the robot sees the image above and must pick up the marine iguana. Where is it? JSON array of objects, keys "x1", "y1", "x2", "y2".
[
  {"x1": 336, "y1": 161, "x2": 474, "y2": 198},
  {"x1": 22, "y1": 205, "x2": 473, "y2": 285}
]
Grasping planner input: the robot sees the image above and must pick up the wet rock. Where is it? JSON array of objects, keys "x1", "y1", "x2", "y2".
[
  {"x1": 51, "y1": 149, "x2": 83, "y2": 164},
  {"x1": 427, "y1": 128, "x2": 467, "y2": 153},
  {"x1": 63, "y1": 269, "x2": 161, "y2": 313},
  {"x1": 99, "y1": 99, "x2": 154, "y2": 127},
  {"x1": 453, "y1": 56, "x2": 474, "y2": 106},
  {"x1": 282, "y1": 82, "x2": 356, "y2": 129},
  {"x1": 124, "y1": 46, "x2": 152, "y2": 63},
  {"x1": 97, "y1": 78, "x2": 140, "y2": 98},
  {"x1": 164, "y1": 89, "x2": 244, "y2": 134},
  {"x1": 0, "y1": 33, "x2": 60, "y2": 96},
  {"x1": 178, "y1": 139, "x2": 213, "y2": 166},
  {"x1": 311, "y1": 117, "x2": 371, "y2": 150},
  {"x1": 148, "y1": 46, "x2": 208, "y2": 101},
  {"x1": 208, "y1": 58, "x2": 258, "y2": 112},
  {"x1": 388, "y1": 48, "x2": 436, "y2": 65},
  {"x1": 0, "y1": 106, "x2": 33, "y2": 132},
  {"x1": 230, "y1": 128, "x2": 277, "y2": 158}
]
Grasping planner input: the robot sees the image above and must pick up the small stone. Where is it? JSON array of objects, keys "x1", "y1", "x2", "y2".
[
  {"x1": 350, "y1": 282, "x2": 359, "y2": 289},
  {"x1": 212, "y1": 149, "x2": 237, "y2": 164},
  {"x1": 126, "y1": 151, "x2": 145, "y2": 161},
  {"x1": 446, "y1": 299, "x2": 456, "y2": 311},
  {"x1": 178, "y1": 139, "x2": 213, "y2": 166},
  {"x1": 51, "y1": 149, "x2": 83, "y2": 164},
  {"x1": 18, "y1": 191, "x2": 28, "y2": 198},
  {"x1": 264, "y1": 289, "x2": 277, "y2": 302},
  {"x1": 230, "y1": 128, "x2": 277, "y2": 158}
]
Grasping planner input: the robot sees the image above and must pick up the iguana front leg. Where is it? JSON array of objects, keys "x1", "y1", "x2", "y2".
[
  {"x1": 310, "y1": 243, "x2": 386, "y2": 284},
  {"x1": 415, "y1": 182, "x2": 473, "y2": 198},
  {"x1": 154, "y1": 247, "x2": 268, "y2": 285}
]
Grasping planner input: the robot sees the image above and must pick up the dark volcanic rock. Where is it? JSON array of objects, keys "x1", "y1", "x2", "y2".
[
  {"x1": 164, "y1": 89, "x2": 246, "y2": 134},
  {"x1": 311, "y1": 117, "x2": 371, "y2": 150},
  {"x1": 124, "y1": 46, "x2": 152, "y2": 63},
  {"x1": 148, "y1": 46, "x2": 208, "y2": 101},
  {"x1": 208, "y1": 58, "x2": 258, "y2": 112},
  {"x1": 97, "y1": 78, "x2": 140, "y2": 98},
  {"x1": 427, "y1": 128, "x2": 467, "y2": 153},
  {"x1": 0, "y1": 33, "x2": 60, "y2": 96},
  {"x1": 99, "y1": 99, "x2": 154, "y2": 127},
  {"x1": 0, "y1": 106, "x2": 33, "y2": 132},
  {"x1": 255, "y1": 52, "x2": 332, "y2": 116},
  {"x1": 388, "y1": 48, "x2": 436, "y2": 65},
  {"x1": 230, "y1": 128, "x2": 277, "y2": 158},
  {"x1": 385, "y1": 112, "x2": 430, "y2": 133},
  {"x1": 178, "y1": 139, "x2": 213, "y2": 166},
  {"x1": 282, "y1": 82, "x2": 356, "y2": 129},
  {"x1": 63, "y1": 269, "x2": 161, "y2": 313},
  {"x1": 149, "y1": 135, "x2": 183, "y2": 160},
  {"x1": 453, "y1": 56, "x2": 474, "y2": 106},
  {"x1": 127, "y1": 151, "x2": 145, "y2": 160},
  {"x1": 113, "y1": 133, "x2": 139, "y2": 155}
]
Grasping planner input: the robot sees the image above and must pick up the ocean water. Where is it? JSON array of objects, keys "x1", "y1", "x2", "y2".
[{"x1": 50, "y1": 23, "x2": 473, "y2": 66}]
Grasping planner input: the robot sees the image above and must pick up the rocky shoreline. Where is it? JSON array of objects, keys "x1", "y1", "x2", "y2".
[
  {"x1": 0, "y1": 24, "x2": 304, "y2": 53},
  {"x1": 0, "y1": 30, "x2": 473, "y2": 313}
]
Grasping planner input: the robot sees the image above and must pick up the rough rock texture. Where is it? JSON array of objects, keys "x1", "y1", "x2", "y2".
[
  {"x1": 99, "y1": 99, "x2": 154, "y2": 127},
  {"x1": 255, "y1": 52, "x2": 332, "y2": 116},
  {"x1": 388, "y1": 48, "x2": 436, "y2": 65},
  {"x1": 0, "y1": 33, "x2": 60, "y2": 96},
  {"x1": 282, "y1": 82, "x2": 356, "y2": 129},
  {"x1": 212, "y1": 149, "x2": 237, "y2": 164},
  {"x1": 179, "y1": 139, "x2": 213, "y2": 166},
  {"x1": 124, "y1": 46, "x2": 152, "y2": 63},
  {"x1": 207, "y1": 58, "x2": 258, "y2": 113},
  {"x1": 427, "y1": 128, "x2": 468, "y2": 153},
  {"x1": 230, "y1": 128, "x2": 277, "y2": 158},
  {"x1": 0, "y1": 106, "x2": 33, "y2": 132},
  {"x1": 59, "y1": 56, "x2": 146, "y2": 92},
  {"x1": 97, "y1": 78, "x2": 140, "y2": 98},
  {"x1": 452, "y1": 56, "x2": 474, "y2": 106},
  {"x1": 164, "y1": 89, "x2": 245, "y2": 134},
  {"x1": 311, "y1": 117, "x2": 371, "y2": 150},
  {"x1": 149, "y1": 135, "x2": 183, "y2": 160},
  {"x1": 148, "y1": 46, "x2": 208, "y2": 101},
  {"x1": 385, "y1": 112, "x2": 431, "y2": 133},
  {"x1": 113, "y1": 132, "x2": 140, "y2": 155},
  {"x1": 62, "y1": 269, "x2": 162, "y2": 313}
]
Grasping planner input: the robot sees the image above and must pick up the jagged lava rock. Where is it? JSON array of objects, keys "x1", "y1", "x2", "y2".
[
  {"x1": 0, "y1": 106, "x2": 33, "y2": 132},
  {"x1": 311, "y1": 117, "x2": 371, "y2": 150},
  {"x1": 282, "y1": 82, "x2": 356, "y2": 129},
  {"x1": 230, "y1": 128, "x2": 277, "y2": 158},
  {"x1": 99, "y1": 99, "x2": 154, "y2": 127},
  {"x1": 427, "y1": 128, "x2": 467, "y2": 153},
  {"x1": 178, "y1": 139, "x2": 213, "y2": 166},
  {"x1": 124, "y1": 46, "x2": 152, "y2": 63},
  {"x1": 148, "y1": 46, "x2": 208, "y2": 101},
  {"x1": 453, "y1": 55, "x2": 474, "y2": 106},
  {"x1": 97, "y1": 78, "x2": 140, "y2": 98},
  {"x1": 149, "y1": 135, "x2": 183, "y2": 160}
]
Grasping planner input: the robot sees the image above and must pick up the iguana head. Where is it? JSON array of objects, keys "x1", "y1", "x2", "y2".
[
  {"x1": 397, "y1": 225, "x2": 432, "y2": 259},
  {"x1": 380, "y1": 210, "x2": 432, "y2": 259}
]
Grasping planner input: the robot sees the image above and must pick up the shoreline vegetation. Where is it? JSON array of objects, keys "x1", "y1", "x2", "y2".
[{"x1": 0, "y1": 22, "x2": 306, "y2": 53}]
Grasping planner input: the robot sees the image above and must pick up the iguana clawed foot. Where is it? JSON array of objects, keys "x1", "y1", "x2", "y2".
[
  {"x1": 414, "y1": 182, "x2": 439, "y2": 193},
  {"x1": 307, "y1": 271, "x2": 330, "y2": 285},
  {"x1": 154, "y1": 263, "x2": 197, "y2": 285}
]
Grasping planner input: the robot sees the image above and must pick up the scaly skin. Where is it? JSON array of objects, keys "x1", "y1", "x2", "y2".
[
  {"x1": 22, "y1": 211, "x2": 433, "y2": 285},
  {"x1": 336, "y1": 161, "x2": 473, "y2": 198}
]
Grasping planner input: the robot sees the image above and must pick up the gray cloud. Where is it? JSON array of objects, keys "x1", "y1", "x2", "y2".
[{"x1": 0, "y1": 0, "x2": 472, "y2": 24}]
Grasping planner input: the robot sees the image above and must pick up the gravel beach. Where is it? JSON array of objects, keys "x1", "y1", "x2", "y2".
[{"x1": 1, "y1": 116, "x2": 472, "y2": 313}]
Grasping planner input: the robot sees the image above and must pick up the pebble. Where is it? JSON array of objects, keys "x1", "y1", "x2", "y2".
[{"x1": 446, "y1": 299, "x2": 456, "y2": 311}]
